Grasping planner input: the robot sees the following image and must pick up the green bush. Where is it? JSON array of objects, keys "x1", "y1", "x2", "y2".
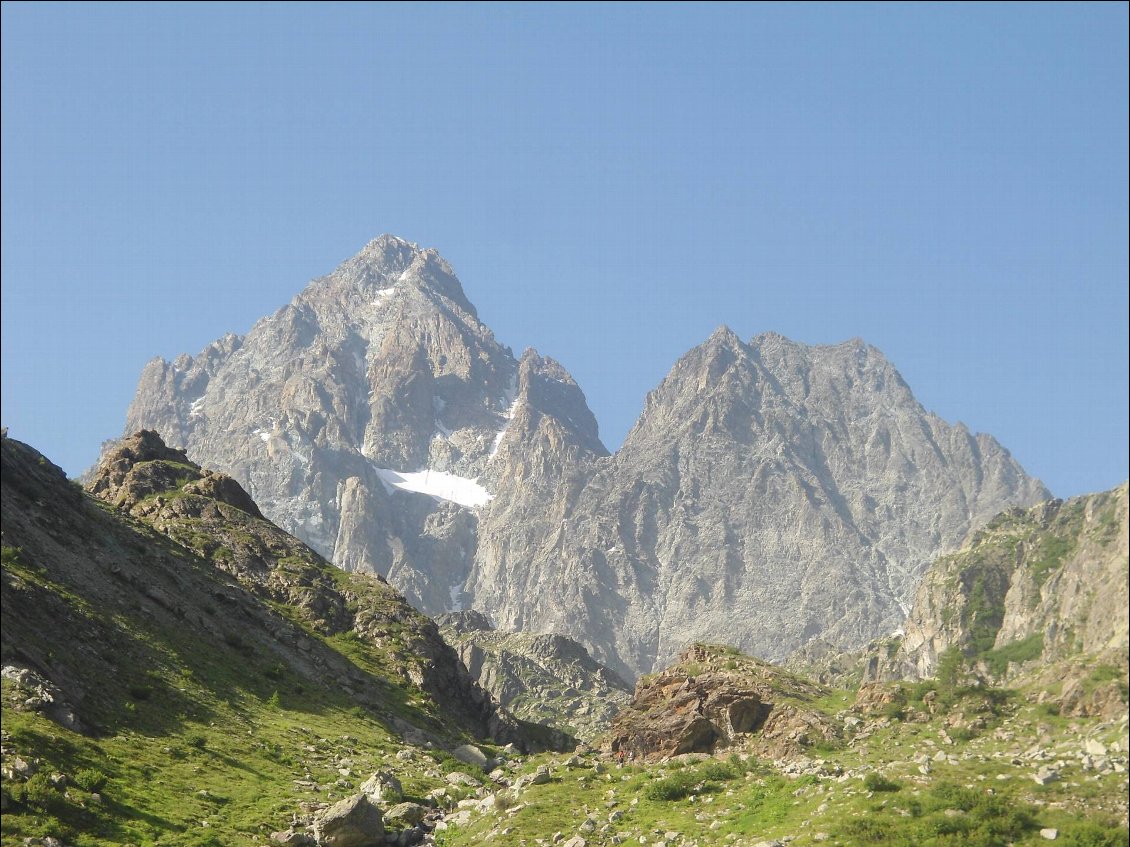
[
  {"x1": 13, "y1": 772, "x2": 63, "y2": 811},
  {"x1": 74, "y1": 768, "x2": 108, "y2": 792},
  {"x1": 983, "y1": 633, "x2": 1044, "y2": 677},
  {"x1": 644, "y1": 769, "x2": 700, "y2": 801},
  {"x1": 840, "y1": 818, "x2": 891, "y2": 842},
  {"x1": 863, "y1": 772, "x2": 902, "y2": 792},
  {"x1": 1059, "y1": 821, "x2": 1130, "y2": 847}
]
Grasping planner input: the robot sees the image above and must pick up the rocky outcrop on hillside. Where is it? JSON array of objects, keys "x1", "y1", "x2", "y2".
[
  {"x1": 2, "y1": 430, "x2": 556, "y2": 750},
  {"x1": 605, "y1": 644, "x2": 840, "y2": 761},
  {"x1": 879, "y1": 483, "x2": 1129, "y2": 686},
  {"x1": 121, "y1": 236, "x2": 1049, "y2": 679},
  {"x1": 436, "y1": 610, "x2": 632, "y2": 742}
]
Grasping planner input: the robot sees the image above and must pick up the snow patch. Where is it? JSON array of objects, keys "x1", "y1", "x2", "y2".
[
  {"x1": 253, "y1": 429, "x2": 271, "y2": 443},
  {"x1": 188, "y1": 397, "x2": 206, "y2": 419},
  {"x1": 488, "y1": 378, "x2": 521, "y2": 459},
  {"x1": 375, "y1": 287, "x2": 395, "y2": 301},
  {"x1": 448, "y1": 580, "x2": 465, "y2": 612},
  {"x1": 372, "y1": 466, "x2": 493, "y2": 508}
]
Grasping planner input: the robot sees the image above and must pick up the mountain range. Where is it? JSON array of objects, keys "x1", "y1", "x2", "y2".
[{"x1": 120, "y1": 235, "x2": 1050, "y2": 679}]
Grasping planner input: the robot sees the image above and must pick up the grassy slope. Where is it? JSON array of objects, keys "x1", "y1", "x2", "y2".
[{"x1": 440, "y1": 685, "x2": 1128, "y2": 847}]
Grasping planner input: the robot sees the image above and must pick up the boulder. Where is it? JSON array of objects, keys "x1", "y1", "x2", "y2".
[
  {"x1": 312, "y1": 793, "x2": 384, "y2": 847},
  {"x1": 361, "y1": 771, "x2": 403, "y2": 805},
  {"x1": 451, "y1": 744, "x2": 489, "y2": 768},
  {"x1": 384, "y1": 802, "x2": 427, "y2": 828}
]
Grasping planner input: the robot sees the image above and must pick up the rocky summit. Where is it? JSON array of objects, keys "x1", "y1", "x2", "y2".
[
  {"x1": 470, "y1": 327, "x2": 1050, "y2": 677},
  {"x1": 121, "y1": 235, "x2": 605, "y2": 619},
  {"x1": 120, "y1": 236, "x2": 1050, "y2": 678}
]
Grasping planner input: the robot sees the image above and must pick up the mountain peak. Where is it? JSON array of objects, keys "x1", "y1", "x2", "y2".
[{"x1": 705, "y1": 324, "x2": 744, "y2": 347}]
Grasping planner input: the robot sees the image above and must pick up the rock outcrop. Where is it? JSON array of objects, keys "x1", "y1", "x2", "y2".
[
  {"x1": 879, "y1": 483, "x2": 1129, "y2": 685},
  {"x1": 605, "y1": 644, "x2": 839, "y2": 761},
  {"x1": 436, "y1": 610, "x2": 632, "y2": 742},
  {"x1": 119, "y1": 236, "x2": 1049, "y2": 678}
]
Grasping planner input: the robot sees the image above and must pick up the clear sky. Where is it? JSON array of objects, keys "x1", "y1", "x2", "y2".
[{"x1": 2, "y1": 3, "x2": 1127, "y2": 498}]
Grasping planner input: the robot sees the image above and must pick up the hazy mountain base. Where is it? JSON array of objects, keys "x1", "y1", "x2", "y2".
[{"x1": 436, "y1": 611, "x2": 632, "y2": 744}]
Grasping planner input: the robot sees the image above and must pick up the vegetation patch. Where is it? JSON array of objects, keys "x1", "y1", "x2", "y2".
[{"x1": 983, "y1": 633, "x2": 1044, "y2": 677}]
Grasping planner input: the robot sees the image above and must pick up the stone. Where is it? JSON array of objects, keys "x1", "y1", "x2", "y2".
[
  {"x1": 445, "y1": 771, "x2": 482, "y2": 788},
  {"x1": 1040, "y1": 829, "x2": 1059, "y2": 840},
  {"x1": 1084, "y1": 739, "x2": 1108, "y2": 756},
  {"x1": 451, "y1": 744, "x2": 489, "y2": 768},
  {"x1": 312, "y1": 793, "x2": 384, "y2": 847},
  {"x1": 446, "y1": 811, "x2": 472, "y2": 827},
  {"x1": 271, "y1": 830, "x2": 315, "y2": 846},
  {"x1": 605, "y1": 646, "x2": 837, "y2": 761},
  {"x1": 384, "y1": 803, "x2": 427, "y2": 827},
  {"x1": 360, "y1": 771, "x2": 403, "y2": 805},
  {"x1": 1032, "y1": 767, "x2": 1061, "y2": 786}
]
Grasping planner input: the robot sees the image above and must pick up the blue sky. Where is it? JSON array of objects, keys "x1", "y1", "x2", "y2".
[{"x1": 2, "y1": 3, "x2": 1127, "y2": 498}]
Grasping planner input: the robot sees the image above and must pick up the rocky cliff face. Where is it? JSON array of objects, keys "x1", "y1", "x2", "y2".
[
  {"x1": 122, "y1": 236, "x2": 1049, "y2": 680},
  {"x1": 436, "y1": 611, "x2": 632, "y2": 742},
  {"x1": 881, "y1": 483, "x2": 1129, "y2": 684}
]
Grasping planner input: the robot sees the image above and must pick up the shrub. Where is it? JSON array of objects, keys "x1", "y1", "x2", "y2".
[
  {"x1": 74, "y1": 768, "x2": 108, "y2": 792},
  {"x1": 983, "y1": 633, "x2": 1044, "y2": 677},
  {"x1": 696, "y1": 760, "x2": 739, "y2": 782},
  {"x1": 128, "y1": 683, "x2": 153, "y2": 701},
  {"x1": 644, "y1": 770, "x2": 699, "y2": 801},
  {"x1": 1059, "y1": 821, "x2": 1130, "y2": 847},
  {"x1": 839, "y1": 818, "x2": 891, "y2": 842},
  {"x1": 13, "y1": 773, "x2": 63, "y2": 811},
  {"x1": 863, "y1": 772, "x2": 902, "y2": 792}
]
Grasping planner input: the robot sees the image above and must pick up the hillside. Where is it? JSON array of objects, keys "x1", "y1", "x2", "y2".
[
  {"x1": 882, "y1": 484, "x2": 1128, "y2": 695},
  {"x1": 2, "y1": 440, "x2": 1126, "y2": 847},
  {"x1": 1, "y1": 431, "x2": 561, "y2": 846}
]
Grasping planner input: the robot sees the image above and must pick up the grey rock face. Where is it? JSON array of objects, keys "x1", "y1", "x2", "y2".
[{"x1": 122, "y1": 237, "x2": 1049, "y2": 680}]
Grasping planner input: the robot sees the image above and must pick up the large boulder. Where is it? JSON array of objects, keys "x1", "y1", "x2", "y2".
[
  {"x1": 312, "y1": 793, "x2": 384, "y2": 847},
  {"x1": 605, "y1": 644, "x2": 839, "y2": 761}
]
